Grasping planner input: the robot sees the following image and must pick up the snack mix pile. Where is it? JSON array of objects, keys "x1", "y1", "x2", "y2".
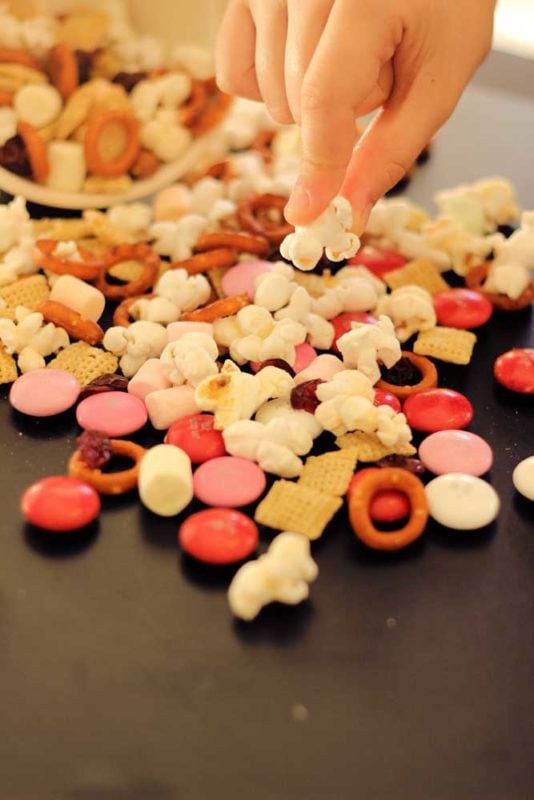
[
  {"x1": 0, "y1": 0, "x2": 230, "y2": 193},
  {"x1": 1, "y1": 4, "x2": 534, "y2": 624}
]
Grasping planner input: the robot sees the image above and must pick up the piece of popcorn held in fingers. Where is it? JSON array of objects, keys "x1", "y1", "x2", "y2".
[{"x1": 280, "y1": 196, "x2": 360, "y2": 271}]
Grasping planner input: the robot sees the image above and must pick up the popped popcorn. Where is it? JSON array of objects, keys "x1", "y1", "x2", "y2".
[
  {"x1": 228, "y1": 305, "x2": 307, "y2": 366},
  {"x1": 0, "y1": 197, "x2": 33, "y2": 255},
  {"x1": 483, "y1": 263, "x2": 531, "y2": 300},
  {"x1": 130, "y1": 73, "x2": 192, "y2": 124},
  {"x1": 366, "y1": 198, "x2": 429, "y2": 242},
  {"x1": 170, "y1": 44, "x2": 215, "y2": 81},
  {"x1": 154, "y1": 269, "x2": 212, "y2": 313},
  {"x1": 160, "y1": 333, "x2": 219, "y2": 387},
  {"x1": 107, "y1": 203, "x2": 153, "y2": 238},
  {"x1": 255, "y1": 397, "x2": 323, "y2": 440},
  {"x1": 280, "y1": 196, "x2": 360, "y2": 271},
  {"x1": 103, "y1": 320, "x2": 167, "y2": 377},
  {"x1": 195, "y1": 360, "x2": 294, "y2": 430},
  {"x1": 376, "y1": 285, "x2": 436, "y2": 343},
  {"x1": 129, "y1": 297, "x2": 181, "y2": 325},
  {"x1": 0, "y1": 306, "x2": 69, "y2": 371},
  {"x1": 140, "y1": 110, "x2": 192, "y2": 163},
  {"x1": 337, "y1": 315, "x2": 402, "y2": 384},
  {"x1": 274, "y1": 287, "x2": 335, "y2": 350},
  {"x1": 220, "y1": 97, "x2": 279, "y2": 151},
  {"x1": 228, "y1": 531, "x2": 318, "y2": 621},
  {"x1": 254, "y1": 262, "x2": 297, "y2": 312},
  {"x1": 0, "y1": 237, "x2": 37, "y2": 286},
  {"x1": 493, "y1": 211, "x2": 534, "y2": 270},
  {"x1": 150, "y1": 216, "x2": 208, "y2": 262},
  {"x1": 223, "y1": 416, "x2": 314, "y2": 478}
]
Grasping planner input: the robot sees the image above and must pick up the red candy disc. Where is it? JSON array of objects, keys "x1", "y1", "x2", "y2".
[
  {"x1": 433, "y1": 288, "x2": 493, "y2": 329},
  {"x1": 21, "y1": 476, "x2": 101, "y2": 531},
  {"x1": 332, "y1": 311, "x2": 378, "y2": 352},
  {"x1": 179, "y1": 508, "x2": 259, "y2": 564},
  {"x1": 494, "y1": 348, "x2": 534, "y2": 394},
  {"x1": 373, "y1": 389, "x2": 402, "y2": 413},
  {"x1": 165, "y1": 413, "x2": 226, "y2": 463},
  {"x1": 348, "y1": 246, "x2": 407, "y2": 278},
  {"x1": 403, "y1": 388, "x2": 474, "y2": 432},
  {"x1": 347, "y1": 468, "x2": 410, "y2": 524}
]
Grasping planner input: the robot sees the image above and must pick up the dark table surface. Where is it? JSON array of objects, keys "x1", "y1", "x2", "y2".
[{"x1": 1, "y1": 82, "x2": 534, "y2": 800}]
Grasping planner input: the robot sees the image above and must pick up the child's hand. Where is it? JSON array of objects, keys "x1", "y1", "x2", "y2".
[{"x1": 216, "y1": 0, "x2": 496, "y2": 230}]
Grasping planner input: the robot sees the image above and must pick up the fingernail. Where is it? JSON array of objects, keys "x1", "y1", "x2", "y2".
[{"x1": 286, "y1": 180, "x2": 312, "y2": 219}]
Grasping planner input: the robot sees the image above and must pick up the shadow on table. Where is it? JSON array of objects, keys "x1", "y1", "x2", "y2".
[{"x1": 23, "y1": 520, "x2": 100, "y2": 558}]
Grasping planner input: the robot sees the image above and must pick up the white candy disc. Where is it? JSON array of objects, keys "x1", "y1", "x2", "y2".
[
  {"x1": 425, "y1": 473, "x2": 500, "y2": 530},
  {"x1": 512, "y1": 456, "x2": 534, "y2": 501}
]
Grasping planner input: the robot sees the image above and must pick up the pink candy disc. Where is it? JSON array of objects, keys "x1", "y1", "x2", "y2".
[
  {"x1": 293, "y1": 342, "x2": 318, "y2": 373},
  {"x1": 76, "y1": 391, "x2": 148, "y2": 436},
  {"x1": 419, "y1": 430, "x2": 493, "y2": 476},
  {"x1": 193, "y1": 456, "x2": 267, "y2": 507},
  {"x1": 9, "y1": 369, "x2": 80, "y2": 416},
  {"x1": 221, "y1": 259, "x2": 273, "y2": 300}
]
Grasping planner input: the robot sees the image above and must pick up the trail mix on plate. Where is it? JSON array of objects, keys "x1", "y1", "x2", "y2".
[
  {"x1": 0, "y1": 0, "x2": 233, "y2": 193},
  {"x1": 1, "y1": 123, "x2": 534, "y2": 620}
]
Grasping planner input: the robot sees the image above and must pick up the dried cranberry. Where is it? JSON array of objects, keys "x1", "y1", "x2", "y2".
[
  {"x1": 0, "y1": 135, "x2": 32, "y2": 178},
  {"x1": 112, "y1": 71, "x2": 149, "y2": 93},
  {"x1": 290, "y1": 380, "x2": 324, "y2": 413},
  {"x1": 376, "y1": 455, "x2": 426, "y2": 475},
  {"x1": 79, "y1": 373, "x2": 129, "y2": 400},
  {"x1": 77, "y1": 430, "x2": 113, "y2": 469},
  {"x1": 380, "y1": 357, "x2": 422, "y2": 387},
  {"x1": 74, "y1": 50, "x2": 94, "y2": 84},
  {"x1": 255, "y1": 359, "x2": 296, "y2": 377}
]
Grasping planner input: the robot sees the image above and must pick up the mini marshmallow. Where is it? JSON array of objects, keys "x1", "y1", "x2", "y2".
[
  {"x1": 337, "y1": 315, "x2": 401, "y2": 384},
  {"x1": 160, "y1": 333, "x2": 219, "y2": 387},
  {"x1": 376, "y1": 285, "x2": 436, "y2": 343},
  {"x1": 150, "y1": 217, "x2": 208, "y2": 262},
  {"x1": 130, "y1": 297, "x2": 180, "y2": 325},
  {"x1": 103, "y1": 320, "x2": 167, "y2": 378},
  {"x1": 107, "y1": 203, "x2": 152, "y2": 238},
  {"x1": 145, "y1": 385, "x2": 200, "y2": 430},
  {"x1": 280, "y1": 196, "x2": 360, "y2": 271},
  {"x1": 127, "y1": 358, "x2": 172, "y2": 401},
  {"x1": 0, "y1": 107, "x2": 17, "y2": 148},
  {"x1": 167, "y1": 321, "x2": 214, "y2": 342},
  {"x1": 228, "y1": 531, "x2": 318, "y2": 621},
  {"x1": 138, "y1": 443, "x2": 193, "y2": 516},
  {"x1": 140, "y1": 110, "x2": 192, "y2": 163},
  {"x1": 155, "y1": 268, "x2": 212, "y2": 312},
  {"x1": 46, "y1": 141, "x2": 87, "y2": 194},
  {"x1": 14, "y1": 84, "x2": 62, "y2": 129},
  {"x1": 49, "y1": 275, "x2": 106, "y2": 323},
  {"x1": 294, "y1": 354, "x2": 345, "y2": 385},
  {"x1": 153, "y1": 184, "x2": 193, "y2": 221}
]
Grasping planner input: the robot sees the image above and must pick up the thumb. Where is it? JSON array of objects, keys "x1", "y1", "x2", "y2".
[{"x1": 341, "y1": 75, "x2": 457, "y2": 233}]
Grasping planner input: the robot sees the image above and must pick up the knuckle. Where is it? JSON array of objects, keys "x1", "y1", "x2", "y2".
[
  {"x1": 300, "y1": 79, "x2": 333, "y2": 114},
  {"x1": 267, "y1": 104, "x2": 294, "y2": 125},
  {"x1": 383, "y1": 158, "x2": 409, "y2": 191}
]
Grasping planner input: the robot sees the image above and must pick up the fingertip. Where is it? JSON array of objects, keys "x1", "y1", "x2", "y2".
[{"x1": 284, "y1": 179, "x2": 333, "y2": 226}]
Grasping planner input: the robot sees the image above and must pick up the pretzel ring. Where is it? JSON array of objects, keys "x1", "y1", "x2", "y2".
[
  {"x1": 84, "y1": 109, "x2": 140, "y2": 177},
  {"x1": 204, "y1": 160, "x2": 233, "y2": 180},
  {"x1": 465, "y1": 262, "x2": 534, "y2": 311},
  {"x1": 48, "y1": 43, "x2": 79, "y2": 101},
  {"x1": 131, "y1": 148, "x2": 160, "y2": 178},
  {"x1": 34, "y1": 239, "x2": 107, "y2": 281},
  {"x1": 250, "y1": 130, "x2": 275, "y2": 164},
  {"x1": 376, "y1": 351, "x2": 438, "y2": 400},
  {"x1": 180, "y1": 80, "x2": 208, "y2": 127},
  {"x1": 195, "y1": 232, "x2": 270, "y2": 256},
  {"x1": 0, "y1": 47, "x2": 44, "y2": 72},
  {"x1": 237, "y1": 193, "x2": 294, "y2": 246},
  {"x1": 190, "y1": 86, "x2": 232, "y2": 137},
  {"x1": 69, "y1": 439, "x2": 146, "y2": 495},
  {"x1": 171, "y1": 248, "x2": 238, "y2": 275},
  {"x1": 17, "y1": 122, "x2": 49, "y2": 183},
  {"x1": 0, "y1": 89, "x2": 14, "y2": 106},
  {"x1": 180, "y1": 293, "x2": 249, "y2": 322},
  {"x1": 113, "y1": 293, "x2": 155, "y2": 327},
  {"x1": 349, "y1": 467, "x2": 428, "y2": 551},
  {"x1": 96, "y1": 243, "x2": 160, "y2": 300},
  {"x1": 38, "y1": 300, "x2": 104, "y2": 345}
]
